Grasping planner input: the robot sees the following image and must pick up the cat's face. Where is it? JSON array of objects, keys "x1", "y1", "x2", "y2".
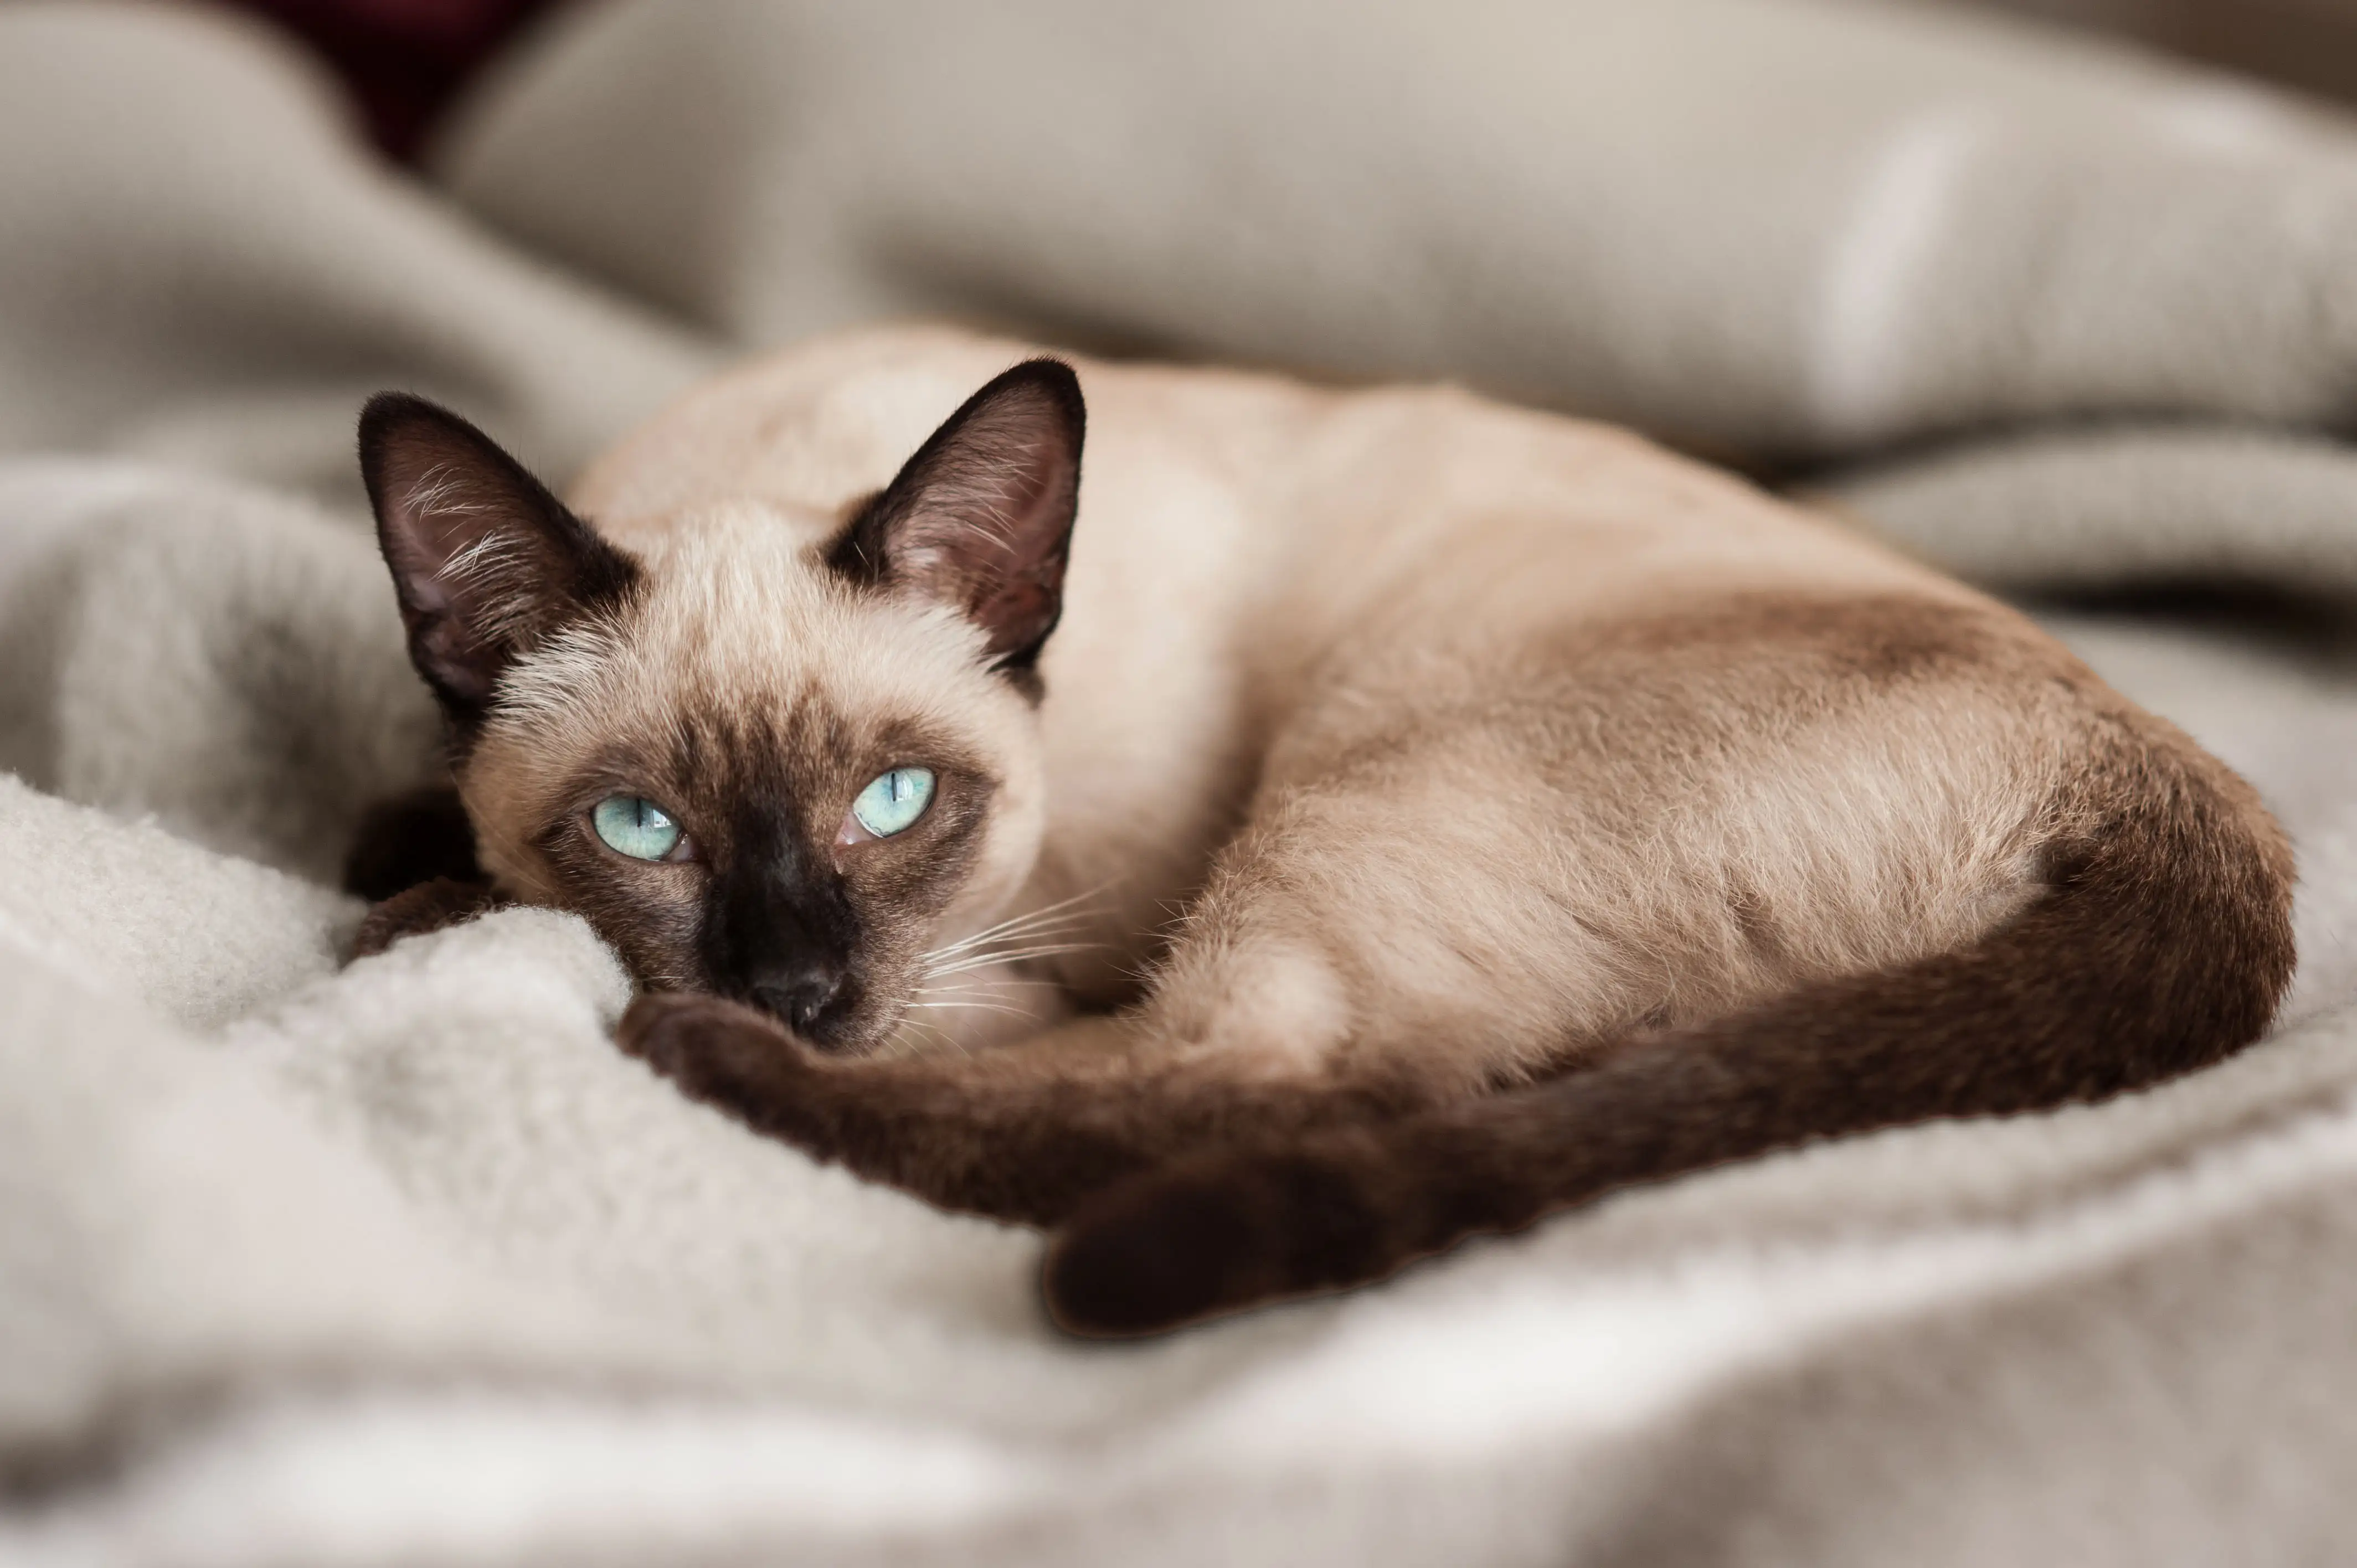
[{"x1": 359, "y1": 362, "x2": 1084, "y2": 1051}]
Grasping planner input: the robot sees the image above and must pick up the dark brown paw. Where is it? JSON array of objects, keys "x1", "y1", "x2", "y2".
[
  {"x1": 349, "y1": 877, "x2": 508, "y2": 960},
  {"x1": 615, "y1": 991, "x2": 819, "y2": 1120}
]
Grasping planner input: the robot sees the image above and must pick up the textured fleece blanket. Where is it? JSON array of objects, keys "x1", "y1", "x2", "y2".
[{"x1": 6, "y1": 2, "x2": 2357, "y2": 1562}]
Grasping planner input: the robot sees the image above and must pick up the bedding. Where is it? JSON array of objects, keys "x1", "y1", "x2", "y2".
[{"x1": 5, "y1": 2, "x2": 2357, "y2": 1562}]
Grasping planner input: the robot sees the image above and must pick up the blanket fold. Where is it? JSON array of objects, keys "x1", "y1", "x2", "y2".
[{"x1": 6, "y1": 1, "x2": 2357, "y2": 1563}]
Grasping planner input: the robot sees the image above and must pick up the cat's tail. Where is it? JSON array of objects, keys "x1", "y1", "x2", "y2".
[{"x1": 1041, "y1": 709, "x2": 2296, "y2": 1337}]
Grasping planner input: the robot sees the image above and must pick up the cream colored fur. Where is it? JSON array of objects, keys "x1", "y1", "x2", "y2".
[{"x1": 553, "y1": 325, "x2": 2075, "y2": 1087}]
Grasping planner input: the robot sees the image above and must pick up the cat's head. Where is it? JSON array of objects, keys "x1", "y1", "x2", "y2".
[{"x1": 358, "y1": 361, "x2": 1083, "y2": 1050}]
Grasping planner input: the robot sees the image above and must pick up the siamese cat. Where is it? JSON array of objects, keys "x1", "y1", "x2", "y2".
[{"x1": 354, "y1": 326, "x2": 2294, "y2": 1337}]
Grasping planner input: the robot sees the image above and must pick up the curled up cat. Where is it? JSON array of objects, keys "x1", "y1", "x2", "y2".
[{"x1": 349, "y1": 327, "x2": 2294, "y2": 1337}]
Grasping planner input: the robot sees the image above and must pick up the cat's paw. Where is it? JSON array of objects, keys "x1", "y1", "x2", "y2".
[
  {"x1": 615, "y1": 991, "x2": 820, "y2": 1117},
  {"x1": 349, "y1": 877, "x2": 509, "y2": 961}
]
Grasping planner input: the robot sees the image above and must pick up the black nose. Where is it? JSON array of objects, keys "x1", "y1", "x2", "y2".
[{"x1": 749, "y1": 964, "x2": 850, "y2": 1038}]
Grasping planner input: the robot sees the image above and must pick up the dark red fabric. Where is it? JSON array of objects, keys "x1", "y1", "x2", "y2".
[{"x1": 194, "y1": 0, "x2": 562, "y2": 158}]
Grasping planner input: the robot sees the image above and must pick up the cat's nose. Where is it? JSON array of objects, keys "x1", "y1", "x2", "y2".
[{"x1": 750, "y1": 966, "x2": 848, "y2": 1038}]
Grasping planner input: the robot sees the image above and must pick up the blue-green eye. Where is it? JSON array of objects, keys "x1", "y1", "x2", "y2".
[
  {"x1": 591, "y1": 795, "x2": 683, "y2": 860},
  {"x1": 851, "y1": 767, "x2": 935, "y2": 838}
]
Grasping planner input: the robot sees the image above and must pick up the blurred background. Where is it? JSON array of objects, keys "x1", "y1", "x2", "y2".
[
  {"x1": 1984, "y1": 0, "x2": 2357, "y2": 103},
  {"x1": 231, "y1": 0, "x2": 2357, "y2": 159}
]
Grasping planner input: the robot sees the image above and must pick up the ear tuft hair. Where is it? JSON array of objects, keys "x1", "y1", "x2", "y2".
[
  {"x1": 826, "y1": 359, "x2": 1085, "y2": 672},
  {"x1": 359, "y1": 393, "x2": 640, "y2": 725}
]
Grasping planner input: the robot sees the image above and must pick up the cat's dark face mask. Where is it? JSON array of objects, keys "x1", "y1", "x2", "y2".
[{"x1": 359, "y1": 360, "x2": 1083, "y2": 1049}]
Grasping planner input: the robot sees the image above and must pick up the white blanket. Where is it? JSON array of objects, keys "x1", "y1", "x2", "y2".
[{"x1": 6, "y1": 3, "x2": 2357, "y2": 1562}]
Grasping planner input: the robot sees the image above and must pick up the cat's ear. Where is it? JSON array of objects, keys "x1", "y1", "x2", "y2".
[
  {"x1": 359, "y1": 393, "x2": 640, "y2": 721},
  {"x1": 827, "y1": 359, "x2": 1085, "y2": 672}
]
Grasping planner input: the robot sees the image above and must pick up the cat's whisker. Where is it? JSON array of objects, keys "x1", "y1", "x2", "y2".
[
  {"x1": 908, "y1": 975, "x2": 1061, "y2": 998},
  {"x1": 917, "y1": 883, "x2": 1118, "y2": 963},
  {"x1": 956, "y1": 938, "x2": 1108, "y2": 959},
  {"x1": 907, "y1": 976, "x2": 1042, "y2": 998},
  {"x1": 880, "y1": 1009, "x2": 970, "y2": 1061},
  {"x1": 905, "y1": 991, "x2": 1020, "y2": 1008},
  {"x1": 922, "y1": 941, "x2": 1108, "y2": 979},
  {"x1": 922, "y1": 923, "x2": 1095, "y2": 968},
  {"x1": 928, "y1": 924, "x2": 1103, "y2": 962},
  {"x1": 924, "y1": 898, "x2": 1093, "y2": 955},
  {"x1": 904, "y1": 1000, "x2": 1033, "y2": 1019},
  {"x1": 920, "y1": 912, "x2": 1097, "y2": 965}
]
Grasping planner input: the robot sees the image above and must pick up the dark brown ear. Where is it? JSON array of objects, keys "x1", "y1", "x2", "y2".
[
  {"x1": 359, "y1": 394, "x2": 640, "y2": 725},
  {"x1": 826, "y1": 359, "x2": 1085, "y2": 672}
]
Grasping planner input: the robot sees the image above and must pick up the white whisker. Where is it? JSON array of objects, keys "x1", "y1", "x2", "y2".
[
  {"x1": 909, "y1": 976, "x2": 1059, "y2": 998},
  {"x1": 904, "y1": 1000, "x2": 1032, "y2": 1018},
  {"x1": 922, "y1": 941, "x2": 1107, "y2": 979},
  {"x1": 920, "y1": 912, "x2": 1092, "y2": 962},
  {"x1": 918, "y1": 883, "x2": 1118, "y2": 963},
  {"x1": 881, "y1": 1009, "x2": 969, "y2": 1061},
  {"x1": 924, "y1": 910, "x2": 1098, "y2": 962}
]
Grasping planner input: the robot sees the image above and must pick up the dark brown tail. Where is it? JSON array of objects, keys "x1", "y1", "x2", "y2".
[{"x1": 1042, "y1": 715, "x2": 2296, "y2": 1337}]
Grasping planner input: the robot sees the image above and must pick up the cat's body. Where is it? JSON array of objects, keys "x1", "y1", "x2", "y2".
[
  {"x1": 357, "y1": 325, "x2": 2294, "y2": 1335},
  {"x1": 561, "y1": 329, "x2": 2082, "y2": 1075}
]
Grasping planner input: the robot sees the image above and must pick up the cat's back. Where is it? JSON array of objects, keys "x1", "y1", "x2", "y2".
[{"x1": 572, "y1": 323, "x2": 1947, "y2": 617}]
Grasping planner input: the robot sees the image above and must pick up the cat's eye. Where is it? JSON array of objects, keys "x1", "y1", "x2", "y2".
[
  {"x1": 591, "y1": 795, "x2": 685, "y2": 861},
  {"x1": 848, "y1": 767, "x2": 935, "y2": 840}
]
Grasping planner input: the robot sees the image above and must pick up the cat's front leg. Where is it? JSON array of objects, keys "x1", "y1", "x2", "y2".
[
  {"x1": 615, "y1": 992, "x2": 1422, "y2": 1226},
  {"x1": 618, "y1": 992, "x2": 1154, "y2": 1223}
]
